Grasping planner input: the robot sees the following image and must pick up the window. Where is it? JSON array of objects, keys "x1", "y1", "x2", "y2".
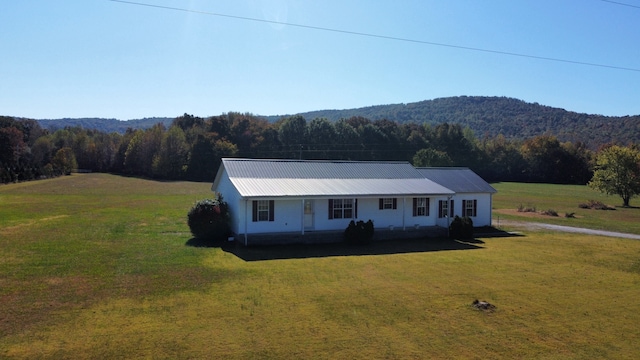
[
  {"x1": 328, "y1": 199, "x2": 357, "y2": 219},
  {"x1": 257, "y1": 200, "x2": 270, "y2": 221},
  {"x1": 379, "y1": 198, "x2": 397, "y2": 210},
  {"x1": 413, "y1": 197, "x2": 429, "y2": 216},
  {"x1": 252, "y1": 200, "x2": 274, "y2": 222},
  {"x1": 438, "y1": 199, "x2": 454, "y2": 218},
  {"x1": 462, "y1": 199, "x2": 477, "y2": 217}
]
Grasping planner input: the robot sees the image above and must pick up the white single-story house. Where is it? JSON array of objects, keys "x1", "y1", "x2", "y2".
[
  {"x1": 417, "y1": 167, "x2": 497, "y2": 228},
  {"x1": 212, "y1": 158, "x2": 495, "y2": 245}
]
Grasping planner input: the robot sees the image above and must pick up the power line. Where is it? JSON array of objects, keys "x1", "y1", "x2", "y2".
[
  {"x1": 600, "y1": 0, "x2": 640, "y2": 10},
  {"x1": 108, "y1": 0, "x2": 640, "y2": 73}
]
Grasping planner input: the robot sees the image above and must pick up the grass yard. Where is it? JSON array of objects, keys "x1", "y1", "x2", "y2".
[
  {"x1": 492, "y1": 182, "x2": 640, "y2": 235},
  {"x1": 1, "y1": 174, "x2": 640, "y2": 359}
]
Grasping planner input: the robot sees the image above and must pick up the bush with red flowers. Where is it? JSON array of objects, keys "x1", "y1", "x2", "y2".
[{"x1": 187, "y1": 194, "x2": 231, "y2": 241}]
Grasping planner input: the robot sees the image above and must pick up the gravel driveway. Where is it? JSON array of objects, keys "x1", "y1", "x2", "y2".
[{"x1": 492, "y1": 219, "x2": 640, "y2": 240}]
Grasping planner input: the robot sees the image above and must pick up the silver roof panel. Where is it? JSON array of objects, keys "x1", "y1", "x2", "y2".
[
  {"x1": 218, "y1": 158, "x2": 455, "y2": 198},
  {"x1": 417, "y1": 167, "x2": 496, "y2": 193},
  {"x1": 230, "y1": 178, "x2": 454, "y2": 198},
  {"x1": 222, "y1": 158, "x2": 423, "y2": 179}
]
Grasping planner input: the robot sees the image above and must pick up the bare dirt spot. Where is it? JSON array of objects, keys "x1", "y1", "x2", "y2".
[
  {"x1": 495, "y1": 209, "x2": 582, "y2": 219},
  {"x1": 1, "y1": 215, "x2": 70, "y2": 235},
  {"x1": 1, "y1": 275, "x2": 100, "y2": 337}
]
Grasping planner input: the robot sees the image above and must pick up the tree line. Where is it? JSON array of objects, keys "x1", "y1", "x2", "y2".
[{"x1": 0, "y1": 113, "x2": 633, "y2": 185}]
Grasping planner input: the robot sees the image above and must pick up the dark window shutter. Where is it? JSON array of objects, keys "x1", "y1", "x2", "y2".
[
  {"x1": 426, "y1": 198, "x2": 430, "y2": 216},
  {"x1": 355, "y1": 199, "x2": 358, "y2": 219},
  {"x1": 379, "y1": 198, "x2": 383, "y2": 210},
  {"x1": 450, "y1": 200, "x2": 454, "y2": 218},
  {"x1": 438, "y1": 200, "x2": 443, "y2": 218},
  {"x1": 473, "y1": 199, "x2": 477, "y2": 217},
  {"x1": 252, "y1": 201, "x2": 258, "y2": 222},
  {"x1": 462, "y1": 200, "x2": 466, "y2": 216},
  {"x1": 328, "y1": 199, "x2": 334, "y2": 219},
  {"x1": 269, "y1": 200, "x2": 274, "y2": 221},
  {"x1": 392, "y1": 198, "x2": 397, "y2": 210},
  {"x1": 413, "y1": 198, "x2": 417, "y2": 217}
]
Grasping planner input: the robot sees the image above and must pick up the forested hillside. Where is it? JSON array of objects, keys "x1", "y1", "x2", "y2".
[
  {"x1": 36, "y1": 117, "x2": 174, "y2": 133},
  {"x1": 36, "y1": 97, "x2": 639, "y2": 148},
  {"x1": 278, "y1": 96, "x2": 640, "y2": 148},
  {"x1": 6, "y1": 97, "x2": 639, "y2": 186},
  {"x1": 3, "y1": 113, "x2": 600, "y2": 185}
]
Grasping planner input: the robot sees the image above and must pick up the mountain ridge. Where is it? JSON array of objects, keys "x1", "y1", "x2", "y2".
[
  {"x1": 35, "y1": 96, "x2": 640, "y2": 147},
  {"x1": 288, "y1": 96, "x2": 639, "y2": 147},
  {"x1": 36, "y1": 117, "x2": 174, "y2": 133}
]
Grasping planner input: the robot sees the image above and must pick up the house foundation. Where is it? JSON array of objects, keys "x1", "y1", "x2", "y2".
[{"x1": 235, "y1": 226, "x2": 447, "y2": 246}]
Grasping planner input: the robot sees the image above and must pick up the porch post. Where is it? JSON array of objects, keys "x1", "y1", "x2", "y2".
[
  {"x1": 301, "y1": 199, "x2": 305, "y2": 235},
  {"x1": 353, "y1": 197, "x2": 357, "y2": 219},
  {"x1": 402, "y1": 197, "x2": 406, "y2": 230},
  {"x1": 489, "y1": 194, "x2": 493, "y2": 226},
  {"x1": 244, "y1": 199, "x2": 248, "y2": 246},
  {"x1": 446, "y1": 195, "x2": 452, "y2": 238}
]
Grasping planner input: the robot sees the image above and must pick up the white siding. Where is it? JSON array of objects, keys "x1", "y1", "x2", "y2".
[
  {"x1": 449, "y1": 193, "x2": 493, "y2": 227},
  {"x1": 245, "y1": 199, "x2": 302, "y2": 234},
  {"x1": 356, "y1": 198, "x2": 420, "y2": 229},
  {"x1": 311, "y1": 197, "x2": 442, "y2": 232},
  {"x1": 213, "y1": 168, "x2": 243, "y2": 235},
  {"x1": 309, "y1": 198, "x2": 352, "y2": 232},
  {"x1": 213, "y1": 167, "x2": 492, "y2": 237}
]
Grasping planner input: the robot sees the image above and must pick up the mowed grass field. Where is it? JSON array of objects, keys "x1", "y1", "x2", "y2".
[
  {"x1": 492, "y1": 182, "x2": 640, "y2": 235},
  {"x1": 1, "y1": 174, "x2": 639, "y2": 359}
]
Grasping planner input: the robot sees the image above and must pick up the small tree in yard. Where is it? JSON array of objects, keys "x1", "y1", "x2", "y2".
[
  {"x1": 187, "y1": 193, "x2": 231, "y2": 241},
  {"x1": 588, "y1": 145, "x2": 640, "y2": 207}
]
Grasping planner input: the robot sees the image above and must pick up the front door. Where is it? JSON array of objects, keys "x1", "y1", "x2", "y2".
[{"x1": 304, "y1": 200, "x2": 314, "y2": 230}]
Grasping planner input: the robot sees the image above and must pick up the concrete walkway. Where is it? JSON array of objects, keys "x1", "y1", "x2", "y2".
[{"x1": 493, "y1": 220, "x2": 640, "y2": 240}]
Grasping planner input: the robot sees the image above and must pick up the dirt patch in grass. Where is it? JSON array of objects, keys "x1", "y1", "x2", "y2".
[
  {"x1": 113, "y1": 266, "x2": 226, "y2": 298},
  {"x1": 495, "y1": 208, "x2": 582, "y2": 219},
  {"x1": 1, "y1": 266, "x2": 227, "y2": 338},
  {"x1": 0, "y1": 275, "x2": 102, "y2": 337},
  {"x1": 0, "y1": 215, "x2": 69, "y2": 236}
]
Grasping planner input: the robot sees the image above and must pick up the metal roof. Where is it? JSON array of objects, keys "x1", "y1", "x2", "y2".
[
  {"x1": 217, "y1": 158, "x2": 455, "y2": 198},
  {"x1": 221, "y1": 158, "x2": 422, "y2": 179},
  {"x1": 416, "y1": 167, "x2": 497, "y2": 194}
]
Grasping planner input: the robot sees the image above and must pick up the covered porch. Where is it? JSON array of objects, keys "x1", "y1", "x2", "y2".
[{"x1": 233, "y1": 225, "x2": 448, "y2": 246}]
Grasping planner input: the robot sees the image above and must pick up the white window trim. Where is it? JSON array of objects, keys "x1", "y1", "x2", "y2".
[
  {"x1": 415, "y1": 197, "x2": 428, "y2": 217},
  {"x1": 332, "y1": 198, "x2": 354, "y2": 219},
  {"x1": 439, "y1": 200, "x2": 448, "y2": 218},
  {"x1": 382, "y1": 198, "x2": 394, "y2": 210},
  {"x1": 257, "y1": 200, "x2": 270, "y2": 222}
]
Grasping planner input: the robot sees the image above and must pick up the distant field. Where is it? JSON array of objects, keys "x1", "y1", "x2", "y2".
[
  {"x1": 492, "y1": 182, "x2": 640, "y2": 235},
  {"x1": 1, "y1": 174, "x2": 639, "y2": 359}
]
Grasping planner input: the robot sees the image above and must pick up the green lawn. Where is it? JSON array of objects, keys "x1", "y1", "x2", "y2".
[
  {"x1": 492, "y1": 182, "x2": 640, "y2": 235},
  {"x1": 1, "y1": 174, "x2": 639, "y2": 359}
]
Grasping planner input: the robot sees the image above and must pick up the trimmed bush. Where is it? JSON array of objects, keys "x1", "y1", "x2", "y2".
[
  {"x1": 187, "y1": 194, "x2": 231, "y2": 241},
  {"x1": 449, "y1": 216, "x2": 474, "y2": 240},
  {"x1": 517, "y1": 203, "x2": 536, "y2": 213},
  {"x1": 541, "y1": 209, "x2": 559, "y2": 217},
  {"x1": 579, "y1": 200, "x2": 616, "y2": 210},
  {"x1": 344, "y1": 220, "x2": 374, "y2": 244}
]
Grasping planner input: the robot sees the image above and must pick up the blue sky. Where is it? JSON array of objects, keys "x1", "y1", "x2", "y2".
[{"x1": 1, "y1": 0, "x2": 639, "y2": 120}]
